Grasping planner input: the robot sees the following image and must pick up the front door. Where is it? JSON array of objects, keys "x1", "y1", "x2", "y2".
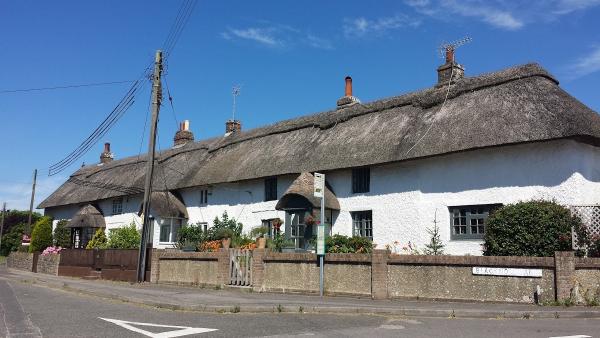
[{"x1": 286, "y1": 211, "x2": 314, "y2": 250}]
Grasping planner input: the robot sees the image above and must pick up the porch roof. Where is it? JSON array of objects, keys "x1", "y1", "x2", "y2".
[
  {"x1": 67, "y1": 204, "x2": 106, "y2": 228},
  {"x1": 276, "y1": 172, "x2": 340, "y2": 211}
]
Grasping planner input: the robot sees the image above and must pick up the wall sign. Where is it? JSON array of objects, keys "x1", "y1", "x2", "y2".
[
  {"x1": 314, "y1": 172, "x2": 325, "y2": 198},
  {"x1": 472, "y1": 267, "x2": 543, "y2": 278}
]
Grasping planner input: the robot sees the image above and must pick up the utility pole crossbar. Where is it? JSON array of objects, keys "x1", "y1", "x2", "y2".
[{"x1": 136, "y1": 50, "x2": 163, "y2": 283}]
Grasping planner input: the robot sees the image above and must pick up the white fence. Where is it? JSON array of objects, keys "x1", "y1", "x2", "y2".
[{"x1": 570, "y1": 205, "x2": 600, "y2": 248}]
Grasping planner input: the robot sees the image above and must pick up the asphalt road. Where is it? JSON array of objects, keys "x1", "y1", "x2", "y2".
[{"x1": 1, "y1": 278, "x2": 599, "y2": 338}]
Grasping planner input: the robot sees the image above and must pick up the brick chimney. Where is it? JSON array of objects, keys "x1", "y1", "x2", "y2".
[
  {"x1": 437, "y1": 48, "x2": 464, "y2": 86},
  {"x1": 337, "y1": 76, "x2": 360, "y2": 109},
  {"x1": 225, "y1": 119, "x2": 241, "y2": 135},
  {"x1": 100, "y1": 142, "x2": 113, "y2": 164},
  {"x1": 174, "y1": 119, "x2": 194, "y2": 146}
]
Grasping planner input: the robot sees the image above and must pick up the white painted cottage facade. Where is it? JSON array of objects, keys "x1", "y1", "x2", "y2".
[{"x1": 40, "y1": 59, "x2": 600, "y2": 255}]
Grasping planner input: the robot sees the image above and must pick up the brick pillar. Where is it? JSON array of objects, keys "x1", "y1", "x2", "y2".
[
  {"x1": 251, "y1": 248, "x2": 267, "y2": 292},
  {"x1": 371, "y1": 249, "x2": 388, "y2": 300},
  {"x1": 150, "y1": 249, "x2": 160, "y2": 283},
  {"x1": 554, "y1": 251, "x2": 575, "y2": 301},
  {"x1": 217, "y1": 248, "x2": 231, "y2": 287}
]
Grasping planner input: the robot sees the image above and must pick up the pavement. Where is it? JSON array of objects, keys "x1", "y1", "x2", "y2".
[{"x1": 2, "y1": 266, "x2": 600, "y2": 320}]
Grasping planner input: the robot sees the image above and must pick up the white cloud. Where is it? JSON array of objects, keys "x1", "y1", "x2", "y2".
[
  {"x1": 565, "y1": 45, "x2": 600, "y2": 79},
  {"x1": 222, "y1": 24, "x2": 334, "y2": 50},
  {"x1": 224, "y1": 27, "x2": 281, "y2": 46},
  {"x1": 0, "y1": 175, "x2": 65, "y2": 211},
  {"x1": 305, "y1": 34, "x2": 334, "y2": 50},
  {"x1": 404, "y1": 0, "x2": 600, "y2": 30},
  {"x1": 343, "y1": 14, "x2": 421, "y2": 38},
  {"x1": 553, "y1": 0, "x2": 600, "y2": 14}
]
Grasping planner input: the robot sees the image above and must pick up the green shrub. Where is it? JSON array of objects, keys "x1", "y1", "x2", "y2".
[
  {"x1": 107, "y1": 223, "x2": 140, "y2": 249},
  {"x1": 0, "y1": 210, "x2": 41, "y2": 236},
  {"x1": 210, "y1": 212, "x2": 242, "y2": 240},
  {"x1": 483, "y1": 200, "x2": 578, "y2": 257},
  {"x1": 53, "y1": 220, "x2": 71, "y2": 248},
  {"x1": 176, "y1": 223, "x2": 207, "y2": 249},
  {"x1": 86, "y1": 228, "x2": 108, "y2": 249},
  {"x1": 0, "y1": 223, "x2": 26, "y2": 256},
  {"x1": 326, "y1": 234, "x2": 373, "y2": 254},
  {"x1": 29, "y1": 216, "x2": 53, "y2": 253}
]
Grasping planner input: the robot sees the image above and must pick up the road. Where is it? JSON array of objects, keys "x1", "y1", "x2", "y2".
[{"x1": 0, "y1": 278, "x2": 598, "y2": 337}]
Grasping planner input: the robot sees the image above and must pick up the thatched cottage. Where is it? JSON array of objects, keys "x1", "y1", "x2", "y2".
[{"x1": 39, "y1": 54, "x2": 600, "y2": 255}]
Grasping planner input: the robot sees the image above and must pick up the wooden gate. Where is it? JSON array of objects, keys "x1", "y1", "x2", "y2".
[{"x1": 229, "y1": 249, "x2": 252, "y2": 286}]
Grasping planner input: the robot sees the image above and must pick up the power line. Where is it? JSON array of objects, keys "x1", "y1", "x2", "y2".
[
  {"x1": 0, "y1": 80, "x2": 136, "y2": 94},
  {"x1": 163, "y1": 0, "x2": 198, "y2": 61}
]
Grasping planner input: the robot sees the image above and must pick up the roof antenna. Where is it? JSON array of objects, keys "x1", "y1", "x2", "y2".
[
  {"x1": 232, "y1": 84, "x2": 241, "y2": 121},
  {"x1": 438, "y1": 36, "x2": 472, "y2": 62}
]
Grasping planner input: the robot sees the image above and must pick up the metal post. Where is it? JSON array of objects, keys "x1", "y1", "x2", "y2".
[
  {"x1": 137, "y1": 50, "x2": 163, "y2": 283},
  {"x1": 319, "y1": 184, "x2": 325, "y2": 297},
  {"x1": 0, "y1": 202, "x2": 6, "y2": 249},
  {"x1": 27, "y1": 169, "x2": 37, "y2": 232}
]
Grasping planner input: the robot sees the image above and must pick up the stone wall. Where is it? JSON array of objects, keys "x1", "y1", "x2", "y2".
[
  {"x1": 149, "y1": 249, "x2": 600, "y2": 303},
  {"x1": 260, "y1": 253, "x2": 371, "y2": 296},
  {"x1": 150, "y1": 250, "x2": 226, "y2": 286},
  {"x1": 37, "y1": 254, "x2": 60, "y2": 275},
  {"x1": 6, "y1": 252, "x2": 34, "y2": 271}
]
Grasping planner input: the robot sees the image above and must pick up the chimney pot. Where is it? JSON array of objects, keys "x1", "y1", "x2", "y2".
[
  {"x1": 445, "y1": 48, "x2": 454, "y2": 63},
  {"x1": 225, "y1": 119, "x2": 242, "y2": 135},
  {"x1": 437, "y1": 51, "x2": 465, "y2": 87},
  {"x1": 174, "y1": 120, "x2": 194, "y2": 146},
  {"x1": 337, "y1": 75, "x2": 360, "y2": 108},
  {"x1": 100, "y1": 142, "x2": 114, "y2": 164},
  {"x1": 345, "y1": 76, "x2": 353, "y2": 97}
]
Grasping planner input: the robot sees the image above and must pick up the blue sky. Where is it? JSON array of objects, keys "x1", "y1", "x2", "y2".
[{"x1": 1, "y1": 0, "x2": 599, "y2": 210}]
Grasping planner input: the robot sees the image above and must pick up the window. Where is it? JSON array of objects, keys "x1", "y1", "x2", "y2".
[
  {"x1": 159, "y1": 218, "x2": 184, "y2": 243},
  {"x1": 264, "y1": 177, "x2": 277, "y2": 201},
  {"x1": 199, "y1": 190, "x2": 209, "y2": 205},
  {"x1": 449, "y1": 204, "x2": 501, "y2": 240},
  {"x1": 352, "y1": 167, "x2": 370, "y2": 193},
  {"x1": 198, "y1": 222, "x2": 208, "y2": 232},
  {"x1": 112, "y1": 198, "x2": 123, "y2": 215},
  {"x1": 352, "y1": 210, "x2": 373, "y2": 240},
  {"x1": 261, "y1": 219, "x2": 280, "y2": 238}
]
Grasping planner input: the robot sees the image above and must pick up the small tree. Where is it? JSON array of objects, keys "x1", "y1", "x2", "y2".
[
  {"x1": 424, "y1": 210, "x2": 445, "y2": 255},
  {"x1": 29, "y1": 216, "x2": 53, "y2": 253},
  {"x1": 210, "y1": 211, "x2": 243, "y2": 240},
  {"x1": 53, "y1": 220, "x2": 71, "y2": 248},
  {"x1": 0, "y1": 223, "x2": 26, "y2": 256},
  {"x1": 86, "y1": 228, "x2": 108, "y2": 249},
  {"x1": 484, "y1": 200, "x2": 578, "y2": 257},
  {"x1": 107, "y1": 223, "x2": 140, "y2": 249}
]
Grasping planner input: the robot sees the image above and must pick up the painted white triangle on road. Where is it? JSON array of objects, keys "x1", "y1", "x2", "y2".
[{"x1": 99, "y1": 317, "x2": 217, "y2": 337}]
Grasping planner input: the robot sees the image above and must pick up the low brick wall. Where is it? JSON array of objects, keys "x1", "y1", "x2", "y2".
[
  {"x1": 6, "y1": 252, "x2": 35, "y2": 271},
  {"x1": 150, "y1": 250, "x2": 226, "y2": 286},
  {"x1": 37, "y1": 254, "x2": 60, "y2": 275},
  {"x1": 260, "y1": 253, "x2": 371, "y2": 296}
]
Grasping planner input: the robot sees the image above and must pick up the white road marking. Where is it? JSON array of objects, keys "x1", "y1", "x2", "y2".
[
  {"x1": 99, "y1": 317, "x2": 217, "y2": 338},
  {"x1": 548, "y1": 335, "x2": 592, "y2": 338}
]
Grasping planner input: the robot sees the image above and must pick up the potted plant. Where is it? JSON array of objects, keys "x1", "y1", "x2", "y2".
[
  {"x1": 251, "y1": 226, "x2": 268, "y2": 249},
  {"x1": 216, "y1": 228, "x2": 234, "y2": 249}
]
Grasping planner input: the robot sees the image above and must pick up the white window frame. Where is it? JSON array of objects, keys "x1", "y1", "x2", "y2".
[
  {"x1": 159, "y1": 217, "x2": 185, "y2": 243},
  {"x1": 112, "y1": 198, "x2": 123, "y2": 215}
]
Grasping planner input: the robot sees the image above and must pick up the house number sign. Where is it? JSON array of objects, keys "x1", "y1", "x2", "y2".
[{"x1": 472, "y1": 267, "x2": 543, "y2": 278}]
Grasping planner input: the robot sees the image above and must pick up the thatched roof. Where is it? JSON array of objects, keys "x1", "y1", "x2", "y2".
[
  {"x1": 67, "y1": 204, "x2": 105, "y2": 228},
  {"x1": 39, "y1": 63, "x2": 600, "y2": 209},
  {"x1": 138, "y1": 191, "x2": 188, "y2": 219},
  {"x1": 276, "y1": 172, "x2": 340, "y2": 210}
]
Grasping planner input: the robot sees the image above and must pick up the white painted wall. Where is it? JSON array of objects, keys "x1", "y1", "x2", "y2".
[{"x1": 45, "y1": 139, "x2": 600, "y2": 255}]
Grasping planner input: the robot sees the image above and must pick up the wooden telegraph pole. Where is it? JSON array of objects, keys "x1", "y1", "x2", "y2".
[
  {"x1": 27, "y1": 169, "x2": 37, "y2": 232},
  {"x1": 136, "y1": 50, "x2": 163, "y2": 283}
]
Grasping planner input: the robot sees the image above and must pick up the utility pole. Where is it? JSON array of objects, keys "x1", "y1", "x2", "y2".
[
  {"x1": 136, "y1": 50, "x2": 163, "y2": 283},
  {"x1": 0, "y1": 202, "x2": 6, "y2": 250},
  {"x1": 27, "y1": 169, "x2": 37, "y2": 232}
]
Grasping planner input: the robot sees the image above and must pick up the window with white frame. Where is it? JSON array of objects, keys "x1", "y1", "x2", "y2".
[
  {"x1": 352, "y1": 210, "x2": 373, "y2": 240},
  {"x1": 449, "y1": 204, "x2": 501, "y2": 240},
  {"x1": 159, "y1": 218, "x2": 184, "y2": 243},
  {"x1": 112, "y1": 198, "x2": 123, "y2": 215}
]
